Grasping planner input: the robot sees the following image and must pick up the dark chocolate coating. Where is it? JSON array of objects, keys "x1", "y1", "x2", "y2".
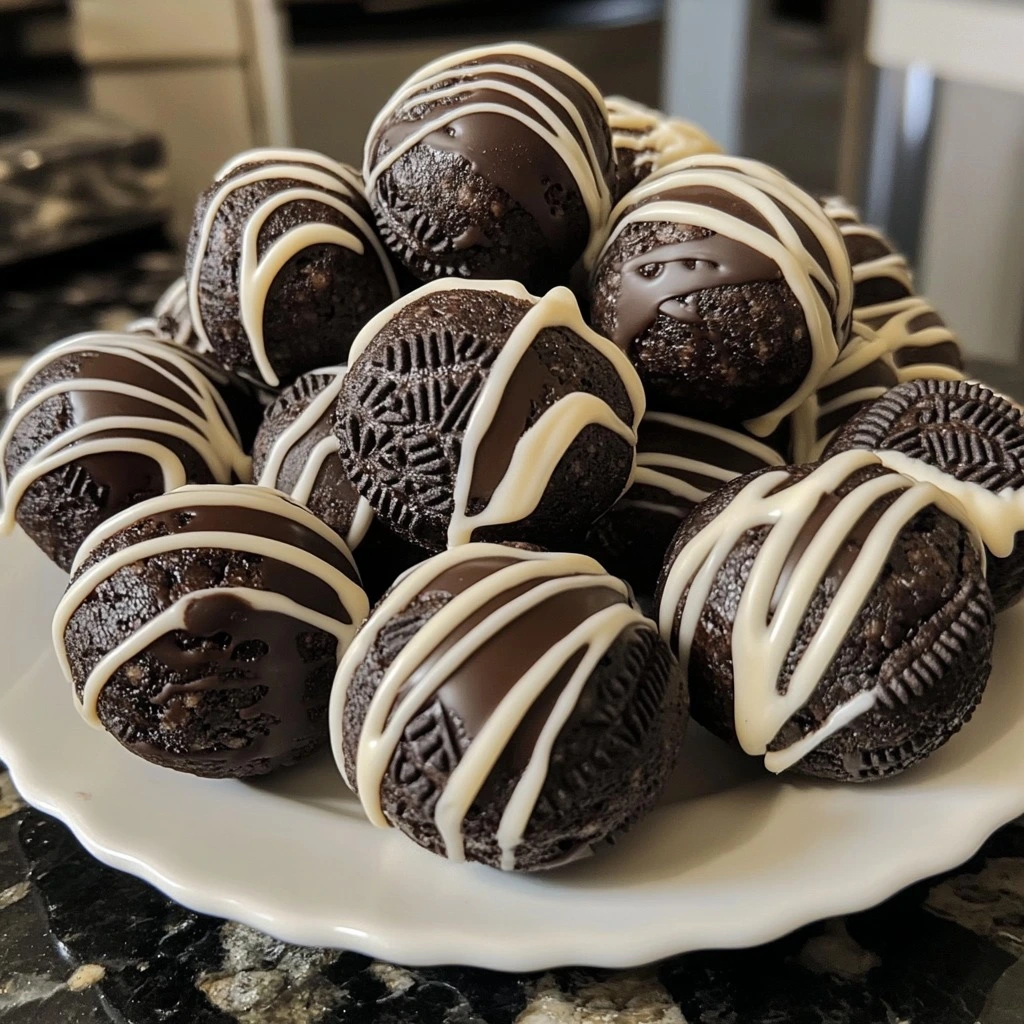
[
  {"x1": 185, "y1": 158, "x2": 396, "y2": 386},
  {"x1": 340, "y1": 550, "x2": 687, "y2": 870},
  {"x1": 656, "y1": 462, "x2": 994, "y2": 782},
  {"x1": 3, "y1": 342, "x2": 244, "y2": 572},
  {"x1": 586, "y1": 414, "x2": 784, "y2": 601},
  {"x1": 365, "y1": 50, "x2": 616, "y2": 291},
  {"x1": 252, "y1": 369, "x2": 427, "y2": 602},
  {"x1": 334, "y1": 286, "x2": 636, "y2": 552},
  {"x1": 824, "y1": 378, "x2": 1024, "y2": 611},
  {"x1": 590, "y1": 178, "x2": 832, "y2": 420},
  {"x1": 62, "y1": 494, "x2": 365, "y2": 778}
]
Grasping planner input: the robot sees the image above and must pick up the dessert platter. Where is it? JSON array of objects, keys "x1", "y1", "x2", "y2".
[{"x1": 2, "y1": 43, "x2": 1024, "y2": 970}]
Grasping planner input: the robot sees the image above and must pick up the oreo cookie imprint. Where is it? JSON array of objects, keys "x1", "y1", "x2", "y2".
[
  {"x1": 334, "y1": 279, "x2": 645, "y2": 551},
  {"x1": 656, "y1": 450, "x2": 994, "y2": 781},
  {"x1": 331, "y1": 543, "x2": 687, "y2": 871}
]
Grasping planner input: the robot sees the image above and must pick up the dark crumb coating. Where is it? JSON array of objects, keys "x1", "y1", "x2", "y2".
[
  {"x1": 63, "y1": 500, "x2": 365, "y2": 778},
  {"x1": 825, "y1": 378, "x2": 1024, "y2": 611},
  {"x1": 340, "y1": 569, "x2": 687, "y2": 870},
  {"x1": 252, "y1": 369, "x2": 427, "y2": 602},
  {"x1": 590, "y1": 220, "x2": 813, "y2": 421},
  {"x1": 334, "y1": 287, "x2": 636, "y2": 552},
  {"x1": 4, "y1": 350, "x2": 225, "y2": 572},
  {"x1": 656, "y1": 463, "x2": 994, "y2": 781},
  {"x1": 185, "y1": 163, "x2": 396, "y2": 385},
  {"x1": 365, "y1": 50, "x2": 616, "y2": 291}
]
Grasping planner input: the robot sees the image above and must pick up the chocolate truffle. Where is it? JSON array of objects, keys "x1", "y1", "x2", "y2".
[
  {"x1": 589, "y1": 155, "x2": 853, "y2": 435},
  {"x1": 825, "y1": 378, "x2": 1024, "y2": 611},
  {"x1": 331, "y1": 543, "x2": 687, "y2": 870},
  {"x1": 586, "y1": 412, "x2": 784, "y2": 598},
  {"x1": 605, "y1": 95, "x2": 721, "y2": 196},
  {"x1": 334, "y1": 279, "x2": 645, "y2": 552},
  {"x1": 186, "y1": 147, "x2": 399, "y2": 388},
  {"x1": 656, "y1": 450, "x2": 993, "y2": 781},
  {"x1": 54, "y1": 484, "x2": 369, "y2": 778},
  {"x1": 788, "y1": 321, "x2": 900, "y2": 462},
  {"x1": 252, "y1": 366, "x2": 427, "y2": 601},
  {"x1": 821, "y1": 195, "x2": 964, "y2": 381},
  {"x1": 0, "y1": 332, "x2": 250, "y2": 571},
  {"x1": 363, "y1": 43, "x2": 617, "y2": 291}
]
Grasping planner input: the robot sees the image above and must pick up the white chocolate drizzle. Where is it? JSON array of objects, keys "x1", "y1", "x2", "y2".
[
  {"x1": 126, "y1": 277, "x2": 200, "y2": 350},
  {"x1": 657, "y1": 449, "x2": 982, "y2": 773},
  {"x1": 605, "y1": 96, "x2": 721, "y2": 177},
  {"x1": 593, "y1": 155, "x2": 853, "y2": 436},
  {"x1": 0, "y1": 333, "x2": 251, "y2": 536},
  {"x1": 53, "y1": 483, "x2": 368, "y2": 727},
  {"x1": 255, "y1": 365, "x2": 375, "y2": 551},
  {"x1": 188, "y1": 147, "x2": 399, "y2": 387},
  {"x1": 346, "y1": 278, "x2": 645, "y2": 547},
  {"x1": 363, "y1": 43, "x2": 613, "y2": 254},
  {"x1": 329, "y1": 543, "x2": 650, "y2": 870}
]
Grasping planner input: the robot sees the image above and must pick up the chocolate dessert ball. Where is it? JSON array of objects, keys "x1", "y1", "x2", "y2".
[
  {"x1": 332, "y1": 543, "x2": 687, "y2": 870},
  {"x1": 788, "y1": 322, "x2": 900, "y2": 462},
  {"x1": 334, "y1": 279, "x2": 645, "y2": 552},
  {"x1": 253, "y1": 366, "x2": 426, "y2": 601},
  {"x1": 0, "y1": 332, "x2": 250, "y2": 571},
  {"x1": 126, "y1": 277, "x2": 197, "y2": 349},
  {"x1": 54, "y1": 484, "x2": 369, "y2": 778},
  {"x1": 363, "y1": 43, "x2": 616, "y2": 291},
  {"x1": 186, "y1": 147, "x2": 399, "y2": 388},
  {"x1": 605, "y1": 95, "x2": 721, "y2": 196},
  {"x1": 825, "y1": 378, "x2": 1024, "y2": 611},
  {"x1": 821, "y1": 196, "x2": 964, "y2": 381},
  {"x1": 589, "y1": 155, "x2": 853, "y2": 435},
  {"x1": 656, "y1": 451, "x2": 993, "y2": 781},
  {"x1": 586, "y1": 412, "x2": 784, "y2": 598}
]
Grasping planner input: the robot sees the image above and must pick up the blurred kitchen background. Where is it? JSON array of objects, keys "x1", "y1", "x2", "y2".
[{"x1": 1, "y1": 0, "x2": 1022, "y2": 382}]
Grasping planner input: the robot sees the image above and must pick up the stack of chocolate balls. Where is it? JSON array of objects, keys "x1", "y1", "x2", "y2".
[{"x1": 3, "y1": 42, "x2": 1019, "y2": 872}]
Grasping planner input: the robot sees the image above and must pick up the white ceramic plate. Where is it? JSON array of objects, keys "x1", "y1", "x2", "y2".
[{"x1": 2, "y1": 530, "x2": 1024, "y2": 970}]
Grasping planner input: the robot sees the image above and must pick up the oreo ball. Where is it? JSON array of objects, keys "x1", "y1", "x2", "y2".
[
  {"x1": 186, "y1": 147, "x2": 399, "y2": 388},
  {"x1": 586, "y1": 411, "x2": 784, "y2": 600},
  {"x1": 0, "y1": 332, "x2": 250, "y2": 571},
  {"x1": 253, "y1": 366, "x2": 427, "y2": 602},
  {"x1": 54, "y1": 484, "x2": 369, "y2": 778},
  {"x1": 363, "y1": 43, "x2": 616, "y2": 291},
  {"x1": 334, "y1": 279, "x2": 645, "y2": 552},
  {"x1": 656, "y1": 451, "x2": 994, "y2": 782},
  {"x1": 331, "y1": 543, "x2": 687, "y2": 871},
  {"x1": 589, "y1": 155, "x2": 853, "y2": 436},
  {"x1": 825, "y1": 378, "x2": 1024, "y2": 611}
]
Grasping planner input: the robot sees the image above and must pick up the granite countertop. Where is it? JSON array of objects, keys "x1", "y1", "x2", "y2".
[{"x1": 2, "y1": 239, "x2": 1024, "y2": 1024}]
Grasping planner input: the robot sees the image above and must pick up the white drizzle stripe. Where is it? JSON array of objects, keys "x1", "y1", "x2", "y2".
[
  {"x1": 861, "y1": 296, "x2": 965, "y2": 383},
  {"x1": 0, "y1": 334, "x2": 250, "y2": 534},
  {"x1": 657, "y1": 450, "x2": 982, "y2": 772},
  {"x1": 362, "y1": 43, "x2": 612, "y2": 250},
  {"x1": 604, "y1": 96, "x2": 721, "y2": 171},
  {"x1": 594, "y1": 156, "x2": 852, "y2": 436},
  {"x1": 188, "y1": 150, "x2": 399, "y2": 385},
  {"x1": 126, "y1": 277, "x2": 195, "y2": 348},
  {"x1": 54, "y1": 485, "x2": 368, "y2": 721},
  {"x1": 77, "y1": 587, "x2": 353, "y2": 728},
  {"x1": 330, "y1": 544, "x2": 646, "y2": 870},
  {"x1": 344, "y1": 279, "x2": 644, "y2": 545}
]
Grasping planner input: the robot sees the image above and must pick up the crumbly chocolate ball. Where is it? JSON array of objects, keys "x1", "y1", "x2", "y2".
[
  {"x1": 0, "y1": 332, "x2": 250, "y2": 571},
  {"x1": 589, "y1": 156, "x2": 853, "y2": 435},
  {"x1": 334, "y1": 280, "x2": 644, "y2": 552},
  {"x1": 332, "y1": 543, "x2": 687, "y2": 871},
  {"x1": 656, "y1": 451, "x2": 993, "y2": 782},
  {"x1": 253, "y1": 366, "x2": 427, "y2": 601},
  {"x1": 586, "y1": 412, "x2": 784, "y2": 600},
  {"x1": 55, "y1": 484, "x2": 369, "y2": 778},
  {"x1": 186, "y1": 147, "x2": 399, "y2": 388},
  {"x1": 825, "y1": 378, "x2": 1024, "y2": 611},
  {"x1": 363, "y1": 43, "x2": 616, "y2": 291}
]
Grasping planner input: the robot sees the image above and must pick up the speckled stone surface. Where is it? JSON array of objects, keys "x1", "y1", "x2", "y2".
[{"x1": 4, "y1": 239, "x2": 1024, "y2": 1023}]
